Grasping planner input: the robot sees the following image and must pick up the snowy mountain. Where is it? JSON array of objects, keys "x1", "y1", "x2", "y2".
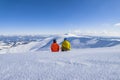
[
  {"x1": 0, "y1": 34, "x2": 120, "y2": 53},
  {"x1": 0, "y1": 34, "x2": 120, "y2": 80}
]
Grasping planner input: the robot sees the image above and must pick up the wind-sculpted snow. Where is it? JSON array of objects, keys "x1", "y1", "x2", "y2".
[
  {"x1": 0, "y1": 34, "x2": 120, "y2": 53},
  {"x1": 0, "y1": 47, "x2": 120, "y2": 80}
]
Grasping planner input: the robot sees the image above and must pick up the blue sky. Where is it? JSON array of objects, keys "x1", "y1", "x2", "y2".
[{"x1": 0, "y1": 0, "x2": 120, "y2": 35}]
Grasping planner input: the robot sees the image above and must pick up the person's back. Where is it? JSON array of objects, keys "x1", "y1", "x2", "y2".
[
  {"x1": 51, "y1": 39, "x2": 59, "y2": 52},
  {"x1": 61, "y1": 38, "x2": 71, "y2": 51}
]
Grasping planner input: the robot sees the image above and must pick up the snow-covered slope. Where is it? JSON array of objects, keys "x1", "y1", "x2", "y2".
[
  {"x1": 0, "y1": 46, "x2": 120, "y2": 80},
  {"x1": 0, "y1": 34, "x2": 120, "y2": 53}
]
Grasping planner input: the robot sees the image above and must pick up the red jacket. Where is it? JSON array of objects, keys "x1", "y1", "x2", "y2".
[{"x1": 51, "y1": 43, "x2": 59, "y2": 52}]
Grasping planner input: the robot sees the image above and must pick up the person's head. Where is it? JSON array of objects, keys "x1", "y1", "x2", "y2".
[
  {"x1": 64, "y1": 38, "x2": 67, "y2": 41},
  {"x1": 53, "y1": 39, "x2": 56, "y2": 43}
]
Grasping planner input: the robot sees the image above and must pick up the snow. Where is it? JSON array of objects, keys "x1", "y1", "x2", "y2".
[
  {"x1": 0, "y1": 46, "x2": 120, "y2": 80},
  {"x1": 0, "y1": 37, "x2": 54, "y2": 54},
  {"x1": 71, "y1": 39, "x2": 81, "y2": 47},
  {"x1": 0, "y1": 41, "x2": 10, "y2": 50},
  {"x1": 86, "y1": 38, "x2": 98, "y2": 44},
  {"x1": 0, "y1": 35, "x2": 120, "y2": 54},
  {"x1": 0, "y1": 35, "x2": 120, "y2": 79}
]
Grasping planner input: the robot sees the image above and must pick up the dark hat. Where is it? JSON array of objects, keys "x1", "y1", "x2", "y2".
[
  {"x1": 64, "y1": 38, "x2": 67, "y2": 41},
  {"x1": 53, "y1": 39, "x2": 56, "y2": 43}
]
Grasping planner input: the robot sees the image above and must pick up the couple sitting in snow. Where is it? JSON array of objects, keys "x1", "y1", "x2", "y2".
[{"x1": 51, "y1": 38, "x2": 71, "y2": 52}]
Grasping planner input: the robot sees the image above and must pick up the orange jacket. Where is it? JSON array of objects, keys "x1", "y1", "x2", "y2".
[{"x1": 51, "y1": 43, "x2": 60, "y2": 52}]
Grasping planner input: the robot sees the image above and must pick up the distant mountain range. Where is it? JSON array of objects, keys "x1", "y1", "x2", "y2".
[{"x1": 0, "y1": 34, "x2": 120, "y2": 53}]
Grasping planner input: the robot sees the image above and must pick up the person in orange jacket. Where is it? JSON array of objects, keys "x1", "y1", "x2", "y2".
[{"x1": 51, "y1": 39, "x2": 60, "y2": 52}]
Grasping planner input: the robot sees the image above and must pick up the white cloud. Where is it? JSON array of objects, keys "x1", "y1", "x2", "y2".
[
  {"x1": 114, "y1": 23, "x2": 120, "y2": 27},
  {"x1": 69, "y1": 29, "x2": 120, "y2": 37}
]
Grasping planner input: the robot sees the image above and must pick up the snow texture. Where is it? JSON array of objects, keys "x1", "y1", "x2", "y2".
[{"x1": 0, "y1": 46, "x2": 120, "y2": 80}]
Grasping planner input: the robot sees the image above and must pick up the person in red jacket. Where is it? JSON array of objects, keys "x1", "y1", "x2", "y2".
[{"x1": 51, "y1": 39, "x2": 60, "y2": 52}]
